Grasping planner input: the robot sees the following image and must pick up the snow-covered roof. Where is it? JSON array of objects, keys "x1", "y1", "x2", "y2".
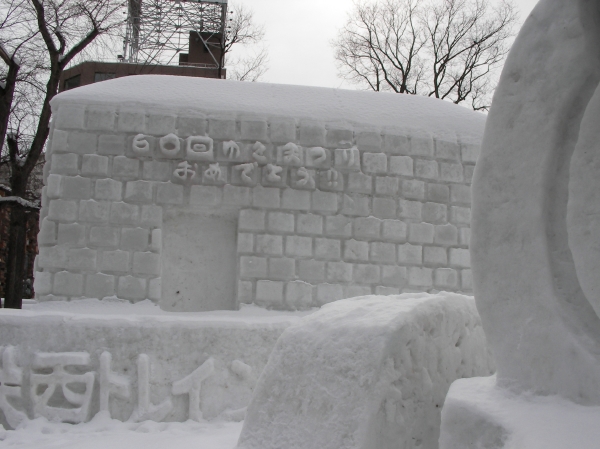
[
  {"x1": 0, "y1": 196, "x2": 40, "y2": 209},
  {"x1": 51, "y1": 76, "x2": 486, "y2": 143}
]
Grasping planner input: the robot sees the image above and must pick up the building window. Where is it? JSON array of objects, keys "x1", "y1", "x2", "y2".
[
  {"x1": 64, "y1": 75, "x2": 81, "y2": 90},
  {"x1": 94, "y1": 72, "x2": 116, "y2": 82}
]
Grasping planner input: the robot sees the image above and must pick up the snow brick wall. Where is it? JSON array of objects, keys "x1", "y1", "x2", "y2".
[{"x1": 35, "y1": 76, "x2": 485, "y2": 311}]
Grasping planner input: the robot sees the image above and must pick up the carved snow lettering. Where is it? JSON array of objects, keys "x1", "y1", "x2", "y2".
[
  {"x1": 186, "y1": 135, "x2": 214, "y2": 161},
  {"x1": 172, "y1": 357, "x2": 215, "y2": 422},
  {"x1": 334, "y1": 147, "x2": 361, "y2": 171},
  {"x1": 204, "y1": 163, "x2": 225, "y2": 182},
  {"x1": 282, "y1": 142, "x2": 302, "y2": 165},
  {"x1": 223, "y1": 141, "x2": 241, "y2": 159},
  {"x1": 30, "y1": 352, "x2": 95, "y2": 423},
  {"x1": 174, "y1": 161, "x2": 197, "y2": 181},
  {"x1": 230, "y1": 360, "x2": 252, "y2": 380},
  {"x1": 234, "y1": 162, "x2": 258, "y2": 185},
  {"x1": 252, "y1": 141, "x2": 268, "y2": 164},
  {"x1": 297, "y1": 167, "x2": 315, "y2": 189},
  {"x1": 132, "y1": 134, "x2": 151, "y2": 156},
  {"x1": 0, "y1": 346, "x2": 27, "y2": 428},
  {"x1": 99, "y1": 351, "x2": 130, "y2": 416},
  {"x1": 342, "y1": 148, "x2": 355, "y2": 166},
  {"x1": 131, "y1": 354, "x2": 172, "y2": 422},
  {"x1": 326, "y1": 168, "x2": 339, "y2": 187},
  {"x1": 266, "y1": 164, "x2": 283, "y2": 182},
  {"x1": 309, "y1": 147, "x2": 327, "y2": 165},
  {"x1": 159, "y1": 133, "x2": 181, "y2": 157}
]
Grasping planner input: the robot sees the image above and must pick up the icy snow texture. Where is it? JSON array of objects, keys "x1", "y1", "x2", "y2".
[
  {"x1": 439, "y1": 376, "x2": 600, "y2": 449},
  {"x1": 238, "y1": 293, "x2": 494, "y2": 449},
  {"x1": 472, "y1": 0, "x2": 600, "y2": 403}
]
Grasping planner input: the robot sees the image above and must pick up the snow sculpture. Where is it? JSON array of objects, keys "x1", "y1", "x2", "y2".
[
  {"x1": 0, "y1": 339, "x2": 264, "y2": 426},
  {"x1": 132, "y1": 134, "x2": 151, "y2": 156},
  {"x1": 325, "y1": 168, "x2": 339, "y2": 187},
  {"x1": 0, "y1": 346, "x2": 27, "y2": 428},
  {"x1": 171, "y1": 357, "x2": 215, "y2": 422},
  {"x1": 308, "y1": 147, "x2": 328, "y2": 166},
  {"x1": 223, "y1": 140, "x2": 241, "y2": 160},
  {"x1": 203, "y1": 163, "x2": 224, "y2": 182},
  {"x1": 159, "y1": 133, "x2": 181, "y2": 157},
  {"x1": 39, "y1": 76, "x2": 484, "y2": 310},
  {"x1": 234, "y1": 162, "x2": 258, "y2": 185},
  {"x1": 173, "y1": 161, "x2": 197, "y2": 181},
  {"x1": 336, "y1": 147, "x2": 360, "y2": 171},
  {"x1": 440, "y1": 0, "x2": 600, "y2": 447},
  {"x1": 238, "y1": 294, "x2": 494, "y2": 449},
  {"x1": 230, "y1": 360, "x2": 252, "y2": 380},
  {"x1": 30, "y1": 352, "x2": 95, "y2": 423},
  {"x1": 279, "y1": 142, "x2": 303, "y2": 166},
  {"x1": 468, "y1": 0, "x2": 600, "y2": 404},
  {"x1": 251, "y1": 141, "x2": 268, "y2": 164},
  {"x1": 131, "y1": 354, "x2": 173, "y2": 422},
  {"x1": 295, "y1": 167, "x2": 314, "y2": 188},
  {"x1": 99, "y1": 351, "x2": 130, "y2": 416},
  {"x1": 265, "y1": 164, "x2": 283, "y2": 182},
  {"x1": 186, "y1": 135, "x2": 214, "y2": 161}
]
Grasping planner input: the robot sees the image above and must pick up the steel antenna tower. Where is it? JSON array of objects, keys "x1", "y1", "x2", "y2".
[{"x1": 123, "y1": 0, "x2": 228, "y2": 72}]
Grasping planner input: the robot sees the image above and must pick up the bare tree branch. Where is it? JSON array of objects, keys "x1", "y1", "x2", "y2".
[
  {"x1": 333, "y1": 0, "x2": 426, "y2": 95},
  {"x1": 227, "y1": 46, "x2": 269, "y2": 82},
  {"x1": 332, "y1": 0, "x2": 518, "y2": 110},
  {"x1": 220, "y1": 3, "x2": 268, "y2": 81}
]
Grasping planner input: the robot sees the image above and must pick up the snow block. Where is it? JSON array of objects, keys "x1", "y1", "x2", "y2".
[
  {"x1": 439, "y1": 376, "x2": 600, "y2": 449},
  {"x1": 238, "y1": 293, "x2": 494, "y2": 449}
]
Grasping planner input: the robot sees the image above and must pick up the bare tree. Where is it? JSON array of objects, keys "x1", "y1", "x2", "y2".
[
  {"x1": 333, "y1": 0, "x2": 426, "y2": 94},
  {"x1": 227, "y1": 47, "x2": 269, "y2": 82},
  {"x1": 424, "y1": 0, "x2": 516, "y2": 110},
  {"x1": 220, "y1": 3, "x2": 269, "y2": 81},
  {"x1": 333, "y1": 0, "x2": 517, "y2": 110},
  {"x1": 0, "y1": 0, "x2": 122, "y2": 309}
]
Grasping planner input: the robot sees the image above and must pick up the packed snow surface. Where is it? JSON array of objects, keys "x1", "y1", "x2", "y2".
[
  {"x1": 0, "y1": 413, "x2": 242, "y2": 449},
  {"x1": 439, "y1": 376, "x2": 600, "y2": 449},
  {"x1": 51, "y1": 76, "x2": 485, "y2": 142},
  {"x1": 12, "y1": 298, "x2": 314, "y2": 323}
]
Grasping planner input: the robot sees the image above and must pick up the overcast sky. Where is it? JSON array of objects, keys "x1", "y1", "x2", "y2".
[{"x1": 234, "y1": 0, "x2": 539, "y2": 89}]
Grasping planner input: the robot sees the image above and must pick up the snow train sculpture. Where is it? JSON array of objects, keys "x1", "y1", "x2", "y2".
[{"x1": 34, "y1": 76, "x2": 484, "y2": 311}]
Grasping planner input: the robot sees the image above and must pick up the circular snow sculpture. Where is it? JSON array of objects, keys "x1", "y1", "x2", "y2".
[{"x1": 472, "y1": 0, "x2": 600, "y2": 404}]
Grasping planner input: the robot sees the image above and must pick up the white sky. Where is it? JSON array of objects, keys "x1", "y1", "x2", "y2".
[{"x1": 236, "y1": 0, "x2": 539, "y2": 88}]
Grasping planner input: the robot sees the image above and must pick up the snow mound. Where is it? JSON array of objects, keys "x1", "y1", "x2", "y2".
[
  {"x1": 51, "y1": 76, "x2": 485, "y2": 142},
  {"x1": 237, "y1": 293, "x2": 494, "y2": 449}
]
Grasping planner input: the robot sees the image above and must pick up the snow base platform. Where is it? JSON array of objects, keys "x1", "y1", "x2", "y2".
[
  {"x1": 440, "y1": 376, "x2": 600, "y2": 449},
  {"x1": 0, "y1": 300, "x2": 309, "y2": 429}
]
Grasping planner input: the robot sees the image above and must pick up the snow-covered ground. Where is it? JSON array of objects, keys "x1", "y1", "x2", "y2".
[{"x1": 0, "y1": 414, "x2": 242, "y2": 449}]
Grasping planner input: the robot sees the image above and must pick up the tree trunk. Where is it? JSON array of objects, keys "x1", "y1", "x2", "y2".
[{"x1": 4, "y1": 202, "x2": 27, "y2": 309}]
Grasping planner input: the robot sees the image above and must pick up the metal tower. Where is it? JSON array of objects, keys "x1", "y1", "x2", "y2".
[{"x1": 123, "y1": 0, "x2": 228, "y2": 70}]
